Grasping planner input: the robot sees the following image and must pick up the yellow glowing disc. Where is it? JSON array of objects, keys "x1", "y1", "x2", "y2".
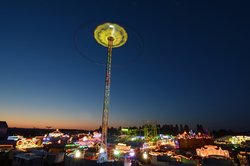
[{"x1": 94, "y1": 22, "x2": 128, "y2": 48}]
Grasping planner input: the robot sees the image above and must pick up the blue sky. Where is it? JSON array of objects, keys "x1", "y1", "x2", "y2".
[{"x1": 0, "y1": 0, "x2": 249, "y2": 131}]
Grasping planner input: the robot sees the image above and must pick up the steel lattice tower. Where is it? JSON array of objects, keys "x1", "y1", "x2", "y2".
[{"x1": 94, "y1": 23, "x2": 127, "y2": 163}]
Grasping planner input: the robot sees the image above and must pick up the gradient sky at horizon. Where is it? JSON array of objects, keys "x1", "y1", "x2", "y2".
[{"x1": 0, "y1": 0, "x2": 250, "y2": 131}]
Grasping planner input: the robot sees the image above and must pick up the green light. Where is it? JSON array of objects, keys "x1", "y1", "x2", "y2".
[
  {"x1": 114, "y1": 149, "x2": 120, "y2": 156},
  {"x1": 65, "y1": 144, "x2": 78, "y2": 147},
  {"x1": 79, "y1": 145, "x2": 88, "y2": 149},
  {"x1": 131, "y1": 137, "x2": 136, "y2": 141},
  {"x1": 121, "y1": 128, "x2": 129, "y2": 132}
]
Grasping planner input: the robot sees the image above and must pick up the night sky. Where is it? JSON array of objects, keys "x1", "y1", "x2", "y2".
[{"x1": 0, "y1": 0, "x2": 249, "y2": 131}]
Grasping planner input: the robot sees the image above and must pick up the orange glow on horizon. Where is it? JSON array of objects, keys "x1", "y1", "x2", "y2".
[
  {"x1": 1, "y1": 105, "x2": 130, "y2": 130},
  {"x1": 1, "y1": 106, "x2": 101, "y2": 130}
]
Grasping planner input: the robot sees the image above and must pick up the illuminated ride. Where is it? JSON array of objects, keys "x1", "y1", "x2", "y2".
[
  {"x1": 43, "y1": 129, "x2": 69, "y2": 145},
  {"x1": 141, "y1": 142, "x2": 157, "y2": 151},
  {"x1": 156, "y1": 138, "x2": 179, "y2": 150},
  {"x1": 65, "y1": 132, "x2": 102, "y2": 160},
  {"x1": 94, "y1": 22, "x2": 128, "y2": 163},
  {"x1": 196, "y1": 145, "x2": 230, "y2": 158},
  {"x1": 215, "y1": 135, "x2": 250, "y2": 146},
  {"x1": 16, "y1": 137, "x2": 43, "y2": 150},
  {"x1": 48, "y1": 129, "x2": 64, "y2": 137},
  {"x1": 177, "y1": 131, "x2": 212, "y2": 139},
  {"x1": 113, "y1": 143, "x2": 135, "y2": 159},
  {"x1": 75, "y1": 137, "x2": 94, "y2": 147},
  {"x1": 74, "y1": 132, "x2": 101, "y2": 147}
]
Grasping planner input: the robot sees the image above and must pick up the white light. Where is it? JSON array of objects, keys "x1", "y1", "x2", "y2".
[
  {"x1": 143, "y1": 152, "x2": 148, "y2": 159},
  {"x1": 109, "y1": 24, "x2": 115, "y2": 28},
  {"x1": 74, "y1": 150, "x2": 81, "y2": 158},
  {"x1": 114, "y1": 149, "x2": 119, "y2": 156},
  {"x1": 129, "y1": 151, "x2": 135, "y2": 157},
  {"x1": 100, "y1": 147, "x2": 105, "y2": 153}
]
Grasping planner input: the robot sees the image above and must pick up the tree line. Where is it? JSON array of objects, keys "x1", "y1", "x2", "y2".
[{"x1": 101, "y1": 124, "x2": 207, "y2": 136}]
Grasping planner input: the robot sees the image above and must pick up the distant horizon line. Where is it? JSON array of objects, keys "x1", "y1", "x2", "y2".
[{"x1": 7, "y1": 126, "x2": 250, "y2": 133}]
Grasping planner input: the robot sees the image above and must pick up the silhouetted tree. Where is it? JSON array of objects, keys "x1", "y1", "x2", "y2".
[
  {"x1": 196, "y1": 124, "x2": 204, "y2": 133},
  {"x1": 174, "y1": 124, "x2": 179, "y2": 135},
  {"x1": 156, "y1": 124, "x2": 161, "y2": 135},
  {"x1": 118, "y1": 126, "x2": 122, "y2": 131},
  {"x1": 161, "y1": 124, "x2": 170, "y2": 134},
  {"x1": 184, "y1": 124, "x2": 189, "y2": 132},
  {"x1": 180, "y1": 124, "x2": 184, "y2": 133},
  {"x1": 169, "y1": 124, "x2": 174, "y2": 134},
  {"x1": 212, "y1": 129, "x2": 235, "y2": 138}
]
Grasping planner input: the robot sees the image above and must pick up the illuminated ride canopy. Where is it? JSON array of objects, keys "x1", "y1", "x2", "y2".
[
  {"x1": 48, "y1": 129, "x2": 64, "y2": 138},
  {"x1": 43, "y1": 129, "x2": 69, "y2": 145},
  {"x1": 94, "y1": 22, "x2": 127, "y2": 48},
  {"x1": 196, "y1": 145, "x2": 230, "y2": 158}
]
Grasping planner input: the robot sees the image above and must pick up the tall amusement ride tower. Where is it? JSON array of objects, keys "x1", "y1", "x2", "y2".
[{"x1": 94, "y1": 23, "x2": 127, "y2": 163}]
